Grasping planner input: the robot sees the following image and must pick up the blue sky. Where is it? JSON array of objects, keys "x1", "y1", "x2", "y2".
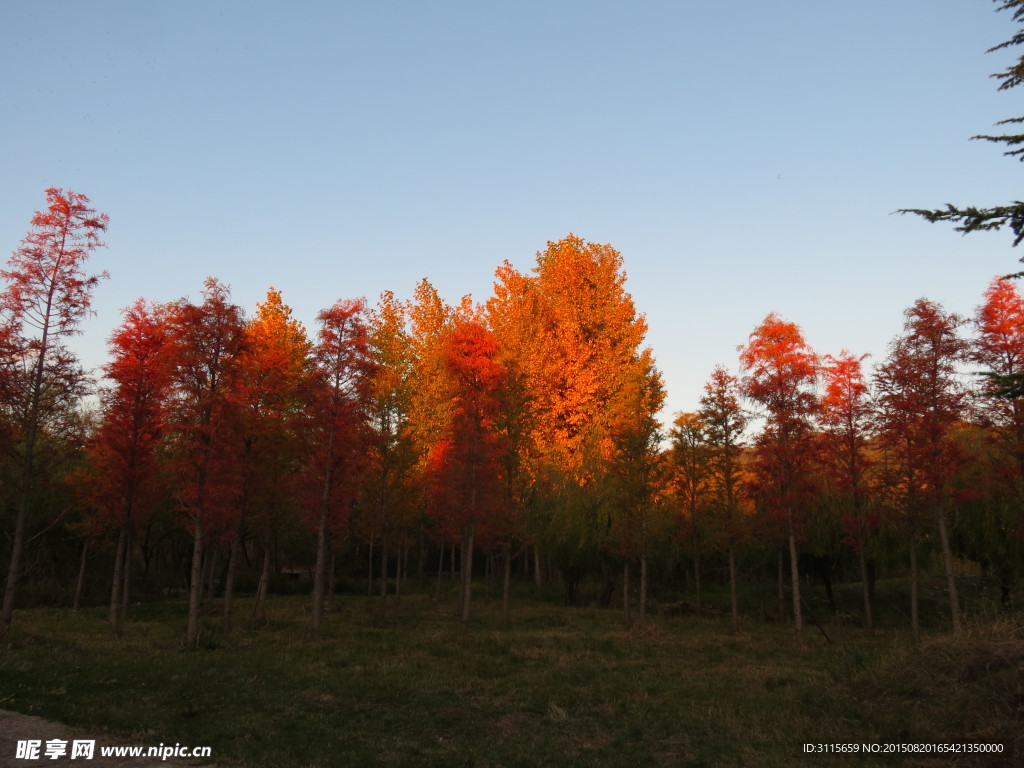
[{"x1": 1, "y1": 0, "x2": 1020, "y2": 424}]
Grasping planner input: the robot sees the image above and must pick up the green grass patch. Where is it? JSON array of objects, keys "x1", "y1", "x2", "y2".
[{"x1": 0, "y1": 592, "x2": 1020, "y2": 766}]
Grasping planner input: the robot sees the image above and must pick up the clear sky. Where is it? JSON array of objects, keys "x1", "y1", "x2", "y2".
[{"x1": 1, "y1": 0, "x2": 1020, "y2": 425}]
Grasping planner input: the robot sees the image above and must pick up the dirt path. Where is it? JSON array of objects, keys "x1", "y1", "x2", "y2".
[{"x1": 0, "y1": 709, "x2": 218, "y2": 767}]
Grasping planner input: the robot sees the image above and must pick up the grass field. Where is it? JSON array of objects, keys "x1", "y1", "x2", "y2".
[{"x1": 0, "y1": 581, "x2": 1020, "y2": 767}]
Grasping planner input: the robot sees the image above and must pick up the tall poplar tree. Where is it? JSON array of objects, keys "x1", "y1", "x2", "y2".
[{"x1": 488, "y1": 235, "x2": 654, "y2": 603}]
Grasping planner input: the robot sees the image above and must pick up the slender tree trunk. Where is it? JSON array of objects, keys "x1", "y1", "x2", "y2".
[
  {"x1": 378, "y1": 546, "x2": 389, "y2": 625},
  {"x1": 639, "y1": 552, "x2": 648, "y2": 622},
  {"x1": 936, "y1": 504, "x2": 961, "y2": 634},
  {"x1": 728, "y1": 545, "x2": 739, "y2": 635},
  {"x1": 311, "y1": 505, "x2": 329, "y2": 641},
  {"x1": 623, "y1": 561, "x2": 631, "y2": 625},
  {"x1": 434, "y1": 540, "x2": 444, "y2": 600},
  {"x1": 72, "y1": 542, "x2": 88, "y2": 612},
  {"x1": 460, "y1": 525, "x2": 474, "y2": 626},
  {"x1": 253, "y1": 542, "x2": 270, "y2": 625},
  {"x1": 186, "y1": 518, "x2": 205, "y2": 645},
  {"x1": 450, "y1": 542, "x2": 456, "y2": 581},
  {"x1": 533, "y1": 547, "x2": 542, "y2": 588},
  {"x1": 204, "y1": 545, "x2": 219, "y2": 604},
  {"x1": 501, "y1": 548, "x2": 512, "y2": 629},
  {"x1": 777, "y1": 548, "x2": 786, "y2": 621},
  {"x1": 858, "y1": 544, "x2": 873, "y2": 636},
  {"x1": 788, "y1": 520, "x2": 803, "y2": 645},
  {"x1": 367, "y1": 539, "x2": 374, "y2": 597},
  {"x1": 909, "y1": 532, "x2": 920, "y2": 643},
  {"x1": 395, "y1": 541, "x2": 403, "y2": 609},
  {"x1": 416, "y1": 527, "x2": 426, "y2": 582},
  {"x1": 1, "y1": 491, "x2": 29, "y2": 642},
  {"x1": 110, "y1": 523, "x2": 128, "y2": 634},
  {"x1": 1, "y1": 323, "x2": 51, "y2": 645},
  {"x1": 121, "y1": 525, "x2": 132, "y2": 619},
  {"x1": 326, "y1": 548, "x2": 336, "y2": 614},
  {"x1": 1, "y1": 444, "x2": 41, "y2": 643},
  {"x1": 693, "y1": 544, "x2": 702, "y2": 618},
  {"x1": 222, "y1": 537, "x2": 238, "y2": 632}
]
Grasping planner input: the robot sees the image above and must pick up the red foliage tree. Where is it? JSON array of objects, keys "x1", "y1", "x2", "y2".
[
  {"x1": 424, "y1": 318, "x2": 509, "y2": 626},
  {"x1": 306, "y1": 298, "x2": 372, "y2": 640},
  {"x1": 819, "y1": 350, "x2": 876, "y2": 633},
  {"x1": 0, "y1": 188, "x2": 108, "y2": 643},
  {"x1": 164, "y1": 278, "x2": 247, "y2": 646},
  {"x1": 974, "y1": 277, "x2": 1024, "y2": 476},
  {"x1": 740, "y1": 313, "x2": 818, "y2": 643},
  {"x1": 875, "y1": 298, "x2": 968, "y2": 637},
  {"x1": 86, "y1": 299, "x2": 172, "y2": 634},
  {"x1": 697, "y1": 365, "x2": 749, "y2": 634}
]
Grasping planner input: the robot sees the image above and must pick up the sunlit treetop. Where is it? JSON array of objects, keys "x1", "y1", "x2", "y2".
[
  {"x1": 974, "y1": 277, "x2": 1024, "y2": 398},
  {"x1": 1, "y1": 187, "x2": 109, "y2": 337},
  {"x1": 819, "y1": 350, "x2": 872, "y2": 435},
  {"x1": 739, "y1": 312, "x2": 818, "y2": 425}
]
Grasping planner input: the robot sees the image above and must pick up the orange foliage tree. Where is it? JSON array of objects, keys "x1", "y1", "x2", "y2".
[
  {"x1": 231, "y1": 288, "x2": 312, "y2": 628},
  {"x1": 363, "y1": 290, "x2": 417, "y2": 616},
  {"x1": 488, "y1": 235, "x2": 655, "y2": 603}
]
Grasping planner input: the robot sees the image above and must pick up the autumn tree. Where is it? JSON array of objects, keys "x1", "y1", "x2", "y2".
[
  {"x1": 0, "y1": 188, "x2": 108, "y2": 644},
  {"x1": 230, "y1": 288, "x2": 311, "y2": 629},
  {"x1": 402, "y1": 279, "x2": 458, "y2": 598},
  {"x1": 306, "y1": 298, "x2": 371, "y2": 640},
  {"x1": 818, "y1": 351, "x2": 876, "y2": 633},
  {"x1": 488, "y1": 235, "x2": 653, "y2": 603},
  {"x1": 740, "y1": 313, "x2": 818, "y2": 644},
  {"x1": 670, "y1": 412, "x2": 711, "y2": 618},
  {"x1": 875, "y1": 299, "x2": 968, "y2": 637},
  {"x1": 364, "y1": 291, "x2": 417, "y2": 615},
  {"x1": 164, "y1": 278, "x2": 247, "y2": 646},
  {"x1": 697, "y1": 365, "x2": 749, "y2": 634},
  {"x1": 481, "y1": 278, "x2": 537, "y2": 623},
  {"x1": 971, "y1": 277, "x2": 1024, "y2": 602},
  {"x1": 974, "y1": 277, "x2": 1024, "y2": 467},
  {"x1": 86, "y1": 299, "x2": 172, "y2": 634},
  {"x1": 606, "y1": 353, "x2": 665, "y2": 622},
  {"x1": 424, "y1": 317, "x2": 509, "y2": 626}
]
